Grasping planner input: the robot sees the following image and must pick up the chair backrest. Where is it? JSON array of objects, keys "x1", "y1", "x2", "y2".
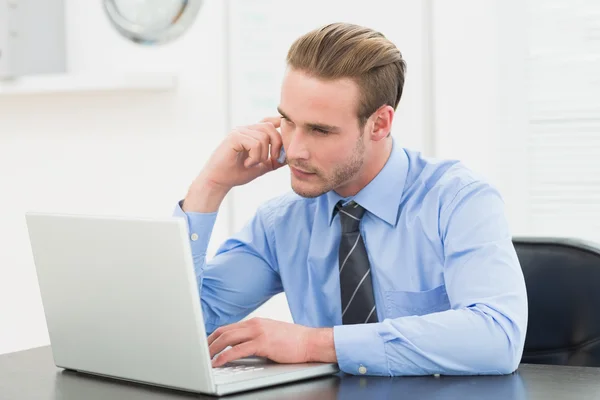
[{"x1": 513, "y1": 237, "x2": 600, "y2": 367}]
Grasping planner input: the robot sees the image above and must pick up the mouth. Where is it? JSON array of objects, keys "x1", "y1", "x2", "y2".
[{"x1": 291, "y1": 166, "x2": 316, "y2": 179}]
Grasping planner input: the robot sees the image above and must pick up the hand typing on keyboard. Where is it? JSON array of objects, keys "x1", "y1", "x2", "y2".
[{"x1": 207, "y1": 317, "x2": 337, "y2": 368}]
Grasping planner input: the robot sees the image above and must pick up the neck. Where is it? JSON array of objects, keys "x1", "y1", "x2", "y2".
[{"x1": 335, "y1": 138, "x2": 393, "y2": 198}]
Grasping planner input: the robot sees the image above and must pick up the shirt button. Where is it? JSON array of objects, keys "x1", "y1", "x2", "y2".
[
  {"x1": 190, "y1": 233, "x2": 199, "y2": 241},
  {"x1": 358, "y1": 365, "x2": 367, "y2": 375}
]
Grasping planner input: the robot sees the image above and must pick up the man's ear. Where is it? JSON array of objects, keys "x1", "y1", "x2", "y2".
[{"x1": 369, "y1": 105, "x2": 394, "y2": 141}]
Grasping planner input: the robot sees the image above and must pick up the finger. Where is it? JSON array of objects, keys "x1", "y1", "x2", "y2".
[
  {"x1": 209, "y1": 328, "x2": 255, "y2": 358},
  {"x1": 207, "y1": 320, "x2": 253, "y2": 346},
  {"x1": 212, "y1": 341, "x2": 258, "y2": 368},
  {"x1": 207, "y1": 326, "x2": 225, "y2": 347},
  {"x1": 260, "y1": 116, "x2": 282, "y2": 129},
  {"x1": 207, "y1": 322, "x2": 240, "y2": 346},
  {"x1": 230, "y1": 131, "x2": 262, "y2": 167},
  {"x1": 250, "y1": 122, "x2": 284, "y2": 161},
  {"x1": 238, "y1": 128, "x2": 269, "y2": 164}
]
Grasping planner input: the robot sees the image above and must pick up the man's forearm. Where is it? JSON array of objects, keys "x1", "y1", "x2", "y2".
[
  {"x1": 331, "y1": 305, "x2": 525, "y2": 376},
  {"x1": 182, "y1": 175, "x2": 230, "y2": 213},
  {"x1": 307, "y1": 328, "x2": 337, "y2": 363}
]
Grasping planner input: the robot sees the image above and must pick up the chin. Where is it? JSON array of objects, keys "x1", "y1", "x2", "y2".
[{"x1": 291, "y1": 181, "x2": 328, "y2": 199}]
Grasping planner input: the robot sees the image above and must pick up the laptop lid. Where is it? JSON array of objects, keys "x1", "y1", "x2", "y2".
[{"x1": 25, "y1": 212, "x2": 217, "y2": 394}]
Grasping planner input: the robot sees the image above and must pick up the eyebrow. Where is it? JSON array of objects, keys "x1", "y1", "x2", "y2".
[{"x1": 277, "y1": 106, "x2": 341, "y2": 133}]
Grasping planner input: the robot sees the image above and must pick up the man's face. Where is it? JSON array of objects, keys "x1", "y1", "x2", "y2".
[{"x1": 278, "y1": 68, "x2": 369, "y2": 198}]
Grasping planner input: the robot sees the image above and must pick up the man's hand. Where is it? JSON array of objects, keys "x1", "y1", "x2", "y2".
[
  {"x1": 207, "y1": 317, "x2": 337, "y2": 367},
  {"x1": 182, "y1": 116, "x2": 286, "y2": 213},
  {"x1": 200, "y1": 116, "x2": 286, "y2": 188}
]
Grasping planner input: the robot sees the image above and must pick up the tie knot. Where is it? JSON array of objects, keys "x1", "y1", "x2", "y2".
[{"x1": 336, "y1": 201, "x2": 366, "y2": 233}]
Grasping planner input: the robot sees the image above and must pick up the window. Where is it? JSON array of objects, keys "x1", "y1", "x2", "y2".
[{"x1": 526, "y1": 0, "x2": 600, "y2": 242}]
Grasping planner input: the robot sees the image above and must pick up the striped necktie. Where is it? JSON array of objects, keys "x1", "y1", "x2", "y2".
[{"x1": 335, "y1": 200, "x2": 378, "y2": 325}]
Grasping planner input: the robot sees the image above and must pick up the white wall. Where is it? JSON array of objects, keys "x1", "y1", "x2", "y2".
[
  {"x1": 431, "y1": 0, "x2": 530, "y2": 234},
  {"x1": 0, "y1": 0, "x2": 230, "y2": 355}
]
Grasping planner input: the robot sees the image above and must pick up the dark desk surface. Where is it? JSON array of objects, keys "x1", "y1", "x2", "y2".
[{"x1": 2, "y1": 346, "x2": 600, "y2": 400}]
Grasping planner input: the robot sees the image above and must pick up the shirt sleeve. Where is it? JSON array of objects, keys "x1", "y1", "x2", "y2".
[
  {"x1": 333, "y1": 181, "x2": 528, "y2": 376},
  {"x1": 173, "y1": 200, "x2": 283, "y2": 335}
]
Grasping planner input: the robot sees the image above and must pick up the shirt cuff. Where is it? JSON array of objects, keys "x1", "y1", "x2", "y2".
[
  {"x1": 333, "y1": 323, "x2": 389, "y2": 376},
  {"x1": 173, "y1": 200, "x2": 218, "y2": 258}
]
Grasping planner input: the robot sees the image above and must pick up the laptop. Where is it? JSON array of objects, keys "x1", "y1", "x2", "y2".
[{"x1": 25, "y1": 212, "x2": 339, "y2": 396}]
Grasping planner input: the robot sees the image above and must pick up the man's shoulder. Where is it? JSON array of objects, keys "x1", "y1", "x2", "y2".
[{"x1": 404, "y1": 149, "x2": 499, "y2": 206}]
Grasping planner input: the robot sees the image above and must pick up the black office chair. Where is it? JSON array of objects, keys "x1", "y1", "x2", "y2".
[{"x1": 513, "y1": 237, "x2": 600, "y2": 367}]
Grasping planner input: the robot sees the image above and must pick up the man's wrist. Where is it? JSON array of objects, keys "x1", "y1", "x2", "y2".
[
  {"x1": 182, "y1": 175, "x2": 230, "y2": 213},
  {"x1": 306, "y1": 328, "x2": 337, "y2": 363}
]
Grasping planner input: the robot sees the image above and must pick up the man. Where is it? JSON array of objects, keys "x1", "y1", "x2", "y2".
[{"x1": 173, "y1": 22, "x2": 528, "y2": 376}]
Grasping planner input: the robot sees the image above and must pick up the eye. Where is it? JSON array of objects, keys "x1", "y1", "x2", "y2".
[{"x1": 313, "y1": 127, "x2": 329, "y2": 135}]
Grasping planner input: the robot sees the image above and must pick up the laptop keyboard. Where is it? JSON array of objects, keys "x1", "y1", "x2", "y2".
[{"x1": 213, "y1": 364, "x2": 265, "y2": 376}]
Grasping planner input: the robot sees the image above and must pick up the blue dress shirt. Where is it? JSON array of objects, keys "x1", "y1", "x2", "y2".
[{"x1": 173, "y1": 138, "x2": 528, "y2": 376}]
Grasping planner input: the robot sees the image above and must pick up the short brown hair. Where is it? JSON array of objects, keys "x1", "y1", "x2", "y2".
[{"x1": 286, "y1": 22, "x2": 406, "y2": 129}]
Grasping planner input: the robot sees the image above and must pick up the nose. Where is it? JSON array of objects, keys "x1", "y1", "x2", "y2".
[{"x1": 284, "y1": 128, "x2": 310, "y2": 161}]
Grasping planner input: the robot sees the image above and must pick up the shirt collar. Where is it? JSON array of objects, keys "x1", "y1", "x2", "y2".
[{"x1": 326, "y1": 137, "x2": 408, "y2": 227}]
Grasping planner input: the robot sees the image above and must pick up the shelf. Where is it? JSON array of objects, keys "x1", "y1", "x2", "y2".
[{"x1": 0, "y1": 73, "x2": 177, "y2": 95}]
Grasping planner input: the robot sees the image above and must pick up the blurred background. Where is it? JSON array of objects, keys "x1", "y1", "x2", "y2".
[{"x1": 0, "y1": 0, "x2": 598, "y2": 355}]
